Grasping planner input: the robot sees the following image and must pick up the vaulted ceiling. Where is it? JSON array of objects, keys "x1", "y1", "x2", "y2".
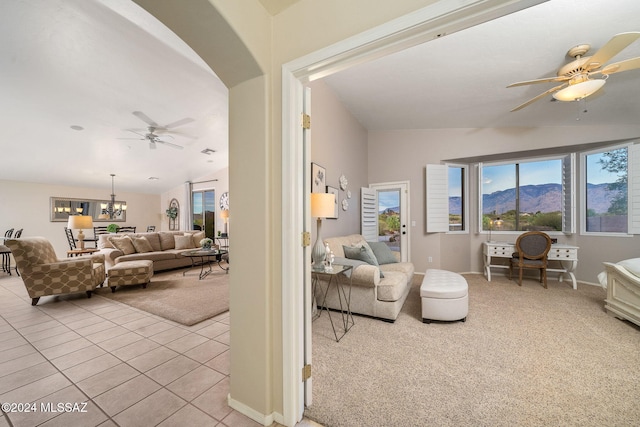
[{"x1": 1, "y1": 0, "x2": 639, "y2": 194}]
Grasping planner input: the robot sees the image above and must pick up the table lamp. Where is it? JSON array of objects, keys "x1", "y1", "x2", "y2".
[
  {"x1": 220, "y1": 209, "x2": 229, "y2": 234},
  {"x1": 68, "y1": 215, "x2": 94, "y2": 249},
  {"x1": 311, "y1": 193, "x2": 335, "y2": 270}
]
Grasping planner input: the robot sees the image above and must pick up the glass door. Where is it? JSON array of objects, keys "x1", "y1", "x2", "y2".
[
  {"x1": 192, "y1": 190, "x2": 216, "y2": 238},
  {"x1": 369, "y1": 182, "x2": 410, "y2": 262}
]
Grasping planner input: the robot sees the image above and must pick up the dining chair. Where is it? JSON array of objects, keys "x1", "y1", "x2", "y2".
[{"x1": 509, "y1": 231, "x2": 552, "y2": 288}]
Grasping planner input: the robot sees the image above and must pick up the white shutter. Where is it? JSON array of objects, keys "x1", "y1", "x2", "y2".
[
  {"x1": 629, "y1": 144, "x2": 640, "y2": 234},
  {"x1": 562, "y1": 153, "x2": 575, "y2": 234},
  {"x1": 361, "y1": 187, "x2": 378, "y2": 242},
  {"x1": 426, "y1": 164, "x2": 449, "y2": 233}
]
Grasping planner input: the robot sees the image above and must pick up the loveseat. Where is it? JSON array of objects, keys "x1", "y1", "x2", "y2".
[
  {"x1": 317, "y1": 234, "x2": 414, "y2": 322},
  {"x1": 96, "y1": 230, "x2": 207, "y2": 272}
]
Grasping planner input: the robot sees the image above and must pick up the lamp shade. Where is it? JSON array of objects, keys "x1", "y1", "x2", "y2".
[
  {"x1": 553, "y1": 79, "x2": 606, "y2": 101},
  {"x1": 311, "y1": 193, "x2": 335, "y2": 218},
  {"x1": 67, "y1": 215, "x2": 93, "y2": 230},
  {"x1": 220, "y1": 209, "x2": 229, "y2": 219}
]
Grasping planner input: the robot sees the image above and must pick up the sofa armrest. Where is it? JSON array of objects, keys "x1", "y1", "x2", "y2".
[
  {"x1": 97, "y1": 248, "x2": 123, "y2": 267},
  {"x1": 90, "y1": 253, "x2": 105, "y2": 264},
  {"x1": 349, "y1": 264, "x2": 381, "y2": 288},
  {"x1": 30, "y1": 258, "x2": 92, "y2": 274}
]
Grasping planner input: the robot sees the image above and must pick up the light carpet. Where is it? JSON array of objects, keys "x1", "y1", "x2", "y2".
[
  {"x1": 95, "y1": 269, "x2": 229, "y2": 326},
  {"x1": 305, "y1": 273, "x2": 640, "y2": 427}
]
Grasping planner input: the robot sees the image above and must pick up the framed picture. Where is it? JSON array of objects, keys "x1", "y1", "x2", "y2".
[
  {"x1": 311, "y1": 163, "x2": 326, "y2": 193},
  {"x1": 326, "y1": 186, "x2": 339, "y2": 219}
]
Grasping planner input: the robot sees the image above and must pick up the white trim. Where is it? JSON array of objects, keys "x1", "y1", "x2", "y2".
[
  {"x1": 228, "y1": 394, "x2": 281, "y2": 426},
  {"x1": 280, "y1": 1, "x2": 548, "y2": 425}
]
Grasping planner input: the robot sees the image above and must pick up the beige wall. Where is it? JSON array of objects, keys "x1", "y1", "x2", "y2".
[
  {"x1": 309, "y1": 79, "x2": 368, "y2": 239},
  {"x1": 0, "y1": 179, "x2": 160, "y2": 257},
  {"x1": 367, "y1": 125, "x2": 640, "y2": 282}
]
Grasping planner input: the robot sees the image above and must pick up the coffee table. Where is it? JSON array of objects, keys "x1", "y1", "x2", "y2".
[{"x1": 181, "y1": 249, "x2": 229, "y2": 279}]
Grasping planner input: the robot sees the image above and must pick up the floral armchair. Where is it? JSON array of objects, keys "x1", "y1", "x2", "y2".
[{"x1": 6, "y1": 237, "x2": 105, "y2": 306}]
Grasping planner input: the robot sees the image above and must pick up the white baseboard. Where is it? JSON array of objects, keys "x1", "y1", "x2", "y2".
[{"x1": 227, "y1": 393, "x2": 284, "y2": 426}]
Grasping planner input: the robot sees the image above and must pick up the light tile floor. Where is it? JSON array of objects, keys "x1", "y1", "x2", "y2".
[{"x1": 0, "y1": 272, "x2": 321, "y2": 427}]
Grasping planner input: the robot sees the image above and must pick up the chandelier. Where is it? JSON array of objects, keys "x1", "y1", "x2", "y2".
[{"x1": 100, "y1": 174, "x2": 127, "y2": 219}]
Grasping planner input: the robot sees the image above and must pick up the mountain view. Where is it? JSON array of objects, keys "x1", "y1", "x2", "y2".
[{"x1": 448, "y1": 183, "x2": 618, "y2": 214}]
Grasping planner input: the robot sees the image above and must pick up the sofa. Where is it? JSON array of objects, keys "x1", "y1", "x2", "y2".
[
  {"x1": 317, "y1": 234, "x2": 415, "y2": 322},
  {"x1": 6, "y1": 236, "x2": 106, "y2": 305},
  {"x1": 96, "y1": 230, "x2": 207, "y2": 272}
]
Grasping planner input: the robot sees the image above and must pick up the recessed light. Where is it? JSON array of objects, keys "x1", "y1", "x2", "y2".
[
  {"x1": 70, "y1": 125, "x2": 84, "y2": 131},
  {"x1": 148, "y1": 177, "x2": 159, "y2": 180}
]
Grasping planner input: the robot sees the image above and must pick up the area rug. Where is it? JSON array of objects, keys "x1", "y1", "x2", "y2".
[{"x1": 95, "y1": 271, "x2": 229, "y2": 326}]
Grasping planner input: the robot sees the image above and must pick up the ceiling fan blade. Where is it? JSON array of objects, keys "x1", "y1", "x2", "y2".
[
  {"x1": 156, "y1": 140, "x2": 184, "y2": 150},
  {"x1": 155, "y1": 129, "x2": 196, "y2": 139},
  {"x1": 507, "y1": 75, "x2": 569, "y2": 88},
  {"x1": 132, "y1": 111, "x2": 158, "y2": 127},
  {"x1": 164, "y1": 117, "x2": 194, "y2": 129},
  {"x1": 125, "y1": 129, "x2": 146, "y2": 137},
  {"x1": 510, "y1": 84, "x2": 566, "y2": 112},
  {"x1": 582, "y1": 32, "x2": 640, "y2": 71},
  {"x1": 598, "y1": 56, "x2": 640, "y2": 75}
]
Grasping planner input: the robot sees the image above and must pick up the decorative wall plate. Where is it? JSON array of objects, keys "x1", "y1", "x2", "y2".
[
  {"x1": 342, "y1": 199, "x2": 349, "y2": 211},
  {"x1": 347, "y1": 190, "x2": 352, "y2": 199},
  {"x1": 339, "y1": 174, "x2": 348, "y2": 191}
]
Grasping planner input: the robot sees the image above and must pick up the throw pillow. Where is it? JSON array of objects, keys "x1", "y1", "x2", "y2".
[
  {"x1": 367, "y1": 241, "x2": 398, "y2": 265},
  {"x1": 158, "y1": 232, "x2": 176, "y2": 250},
  {"x1": 343, "y1": 245, "x2": 383, "y2": 277},
  {"x1": 189, "y1": 231, "x2": 206, "y2": 247},
  {"x1": 174, "y1": 235, "x2": 195, "y2": 250},
  {"x1": 131, "y1": 236, "x2": 153, "y2": 253},
  {"x1": 107, "y1": 235, "x2": 136, "y2": 255}
]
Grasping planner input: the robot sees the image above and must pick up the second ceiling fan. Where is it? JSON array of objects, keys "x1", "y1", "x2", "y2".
[{"x1": 123, "y1": 111, "x2": 195, "y2": 150}]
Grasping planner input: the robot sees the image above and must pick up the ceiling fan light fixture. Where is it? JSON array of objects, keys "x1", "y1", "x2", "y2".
[{"x1": 553, "y1": 79, "x2": 606, "y2": 102}]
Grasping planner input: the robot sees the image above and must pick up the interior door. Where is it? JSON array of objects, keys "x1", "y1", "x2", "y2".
[
  {"x1": 302, "y1": 86, "x2": 313, "y2": 408},
  {"x1": 369, "y1": 182, "x2": 410, "y2": 262}
]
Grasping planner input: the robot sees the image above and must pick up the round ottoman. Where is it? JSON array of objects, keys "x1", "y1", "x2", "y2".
[
  {"x1": 420, "y1": 269, "x2": 468, "y2": 323},
  {"x1": 107, "y1": 260, "x2": 153, "y2": 292}
]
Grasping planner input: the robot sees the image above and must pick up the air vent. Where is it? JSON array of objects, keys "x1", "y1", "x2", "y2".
[{"x1": 201, "y1": 148, "x2": 216, "y2": 155}]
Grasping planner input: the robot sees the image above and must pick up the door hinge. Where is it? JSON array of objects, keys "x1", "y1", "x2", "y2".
[
  {"x1": 302, "y1": 113, "x2": 311, "y2": 129},
  {"x1": 302, "y1": 364, "x2": 312, "y2": 381},
  {"x1": 302, "y1": 231, "x2": 311, "y2": 247}
]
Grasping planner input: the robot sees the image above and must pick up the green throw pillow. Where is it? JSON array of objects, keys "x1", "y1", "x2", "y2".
[
  {"x1": 367, "y1": 241, "x2": 398, "y2": 265},
  {"x1": 343, "y1": 244, "x2": 383, "y2": 278}
]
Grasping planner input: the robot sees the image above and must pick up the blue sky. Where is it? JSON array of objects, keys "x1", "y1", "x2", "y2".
[{"x1": 378, "y1": 190, "x2": 400, "y2": 211}]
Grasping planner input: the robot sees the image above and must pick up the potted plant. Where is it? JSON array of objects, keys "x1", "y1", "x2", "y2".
[
  {"x1": 200, "y1": 238, "x2": 213, "y2": 249},
  {"x1": 106, "y1": 224, "x2": 119, "y2": 233}
]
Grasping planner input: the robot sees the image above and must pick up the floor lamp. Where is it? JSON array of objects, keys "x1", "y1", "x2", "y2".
[{"x1": 311, "y1": 193, "x2": 335, "y2": 270}]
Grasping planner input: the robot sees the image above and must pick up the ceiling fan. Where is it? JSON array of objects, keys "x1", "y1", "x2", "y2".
[
  {"x1": 508, "y1": 32, "x2": 640, "y2": 112},
  {"x1": 121, "y1": 111, "x2": 195, "y2": 150}
]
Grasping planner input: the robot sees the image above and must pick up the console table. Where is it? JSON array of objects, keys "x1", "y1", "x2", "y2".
[{"x1": 483, "y1": 241, "x2": 579, "y2": 289}]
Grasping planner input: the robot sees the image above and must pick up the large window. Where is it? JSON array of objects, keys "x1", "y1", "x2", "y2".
[
  {"x1": 480, "y1": 157, "x2": 569, "y2": 232},
  {"x1": 583, "y1": 146, "x2": 628, "y2": 234},
  {"x1": 192, "y1": 189, "x2": 216, "y2": 238}
]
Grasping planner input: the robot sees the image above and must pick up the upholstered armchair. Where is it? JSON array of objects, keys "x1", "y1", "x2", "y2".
[{"x1": 6, "y1": 237, "x2": 106, "y2": 305}]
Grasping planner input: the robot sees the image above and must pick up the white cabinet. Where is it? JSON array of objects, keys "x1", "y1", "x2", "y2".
[{"x1": 483, "y1": 241, "x2": 579, "y2": 289}]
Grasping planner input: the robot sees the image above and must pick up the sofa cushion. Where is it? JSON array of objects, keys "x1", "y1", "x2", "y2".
[
  {"x1": 108, "y1": 236, "x2": 136, "y2": 255},
  {"x1": 131, "y1": 236, "x2": 153, "y2": 253},
  {"x1": 143, "y1": 233, "x2": 162, "y2": 252},
  {"x1": 368, "y1": 241, "x2": 398, "y2": 265},
  {"x1": 158, "y1": 232, "x2": 176, "y2": 250},
  {"x1": 324, "y1": 234, "x2": 369, "y2": 258},
  {"x1": 116, "y1": 251, "x2": 178, "y2": 263},
  {"x1": 380, "y1": 262, "x2": 415, "y2": 280},
  {"x1": 185, "y1": 231, "x2": 206, "y2": 247},
  {"x1": 174, "y1": 235, "x2": 195, "y2": 250},
  {"x1": 98, "y1": 234, "x2": 114, "y2": 249}
]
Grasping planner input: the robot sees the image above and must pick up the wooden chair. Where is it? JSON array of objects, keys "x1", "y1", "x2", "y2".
[
  {"x1": 118, "y1": 226, "x2": 136, "y2": 233},
  {"x1": 1, "y1": 229, "x2": 15, "y2": 275},
  {"x1": 509, "y1": 231, "x2": 552, "y2": 288},
  {"x1": 146, "y1": 226, "x2": 155, "y2": 232},
  {"x1": 64, "y1": 227, "x2": 77, "y2": 250}
]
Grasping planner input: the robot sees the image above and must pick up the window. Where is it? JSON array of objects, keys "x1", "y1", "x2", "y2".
[
  {"x1": 583, "y1": 146, "x2": 628, "y2": 234},
  {"x1": 448, "y1": 165, "x2": 466, "y2": 232},
  {"x1": 192, "y1": 189, "x2": 216, "y2": 238},
  {"x1": 480, "y1": 156, "x2": 571, "y2": 232}
]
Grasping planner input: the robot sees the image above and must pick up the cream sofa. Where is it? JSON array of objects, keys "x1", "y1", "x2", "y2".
[
  {"x1": 96, "y1": 230, "x2": 206, "y2": 272},
  {"x1": 318, "y1": 234, "x2": 414, "y2": 322}
]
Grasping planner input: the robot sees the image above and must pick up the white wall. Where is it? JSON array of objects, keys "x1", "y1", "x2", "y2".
[
  {"x1": 309, "y1": 80, "x2": 368, "y2": 239},
  {"x1": 0, "y1": 179, "x2": 160, "y2": 258},
  {"x1": 367, "y1": 125, "x2": 640, "y2": 283}
]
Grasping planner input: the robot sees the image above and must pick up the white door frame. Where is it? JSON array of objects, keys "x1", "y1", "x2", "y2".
[
  {"x1": 281, "y1": 1, "x2": 547, "y2": 425},
  {"x1": 370, "y1": 181, "x2": 411, "y2": 262}
]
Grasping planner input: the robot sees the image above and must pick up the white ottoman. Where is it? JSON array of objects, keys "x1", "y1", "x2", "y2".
[{"x1": 420, "y1": 269, "x2": 468, "y2": 323}]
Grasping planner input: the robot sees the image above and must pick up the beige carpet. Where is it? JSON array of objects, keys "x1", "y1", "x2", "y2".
[
  {"x1": 305, "y1": 273, "x2": 640, "y2": 427},
  {"x1": 95, "y1": 269, "x2": 229, "y2": 326}
]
